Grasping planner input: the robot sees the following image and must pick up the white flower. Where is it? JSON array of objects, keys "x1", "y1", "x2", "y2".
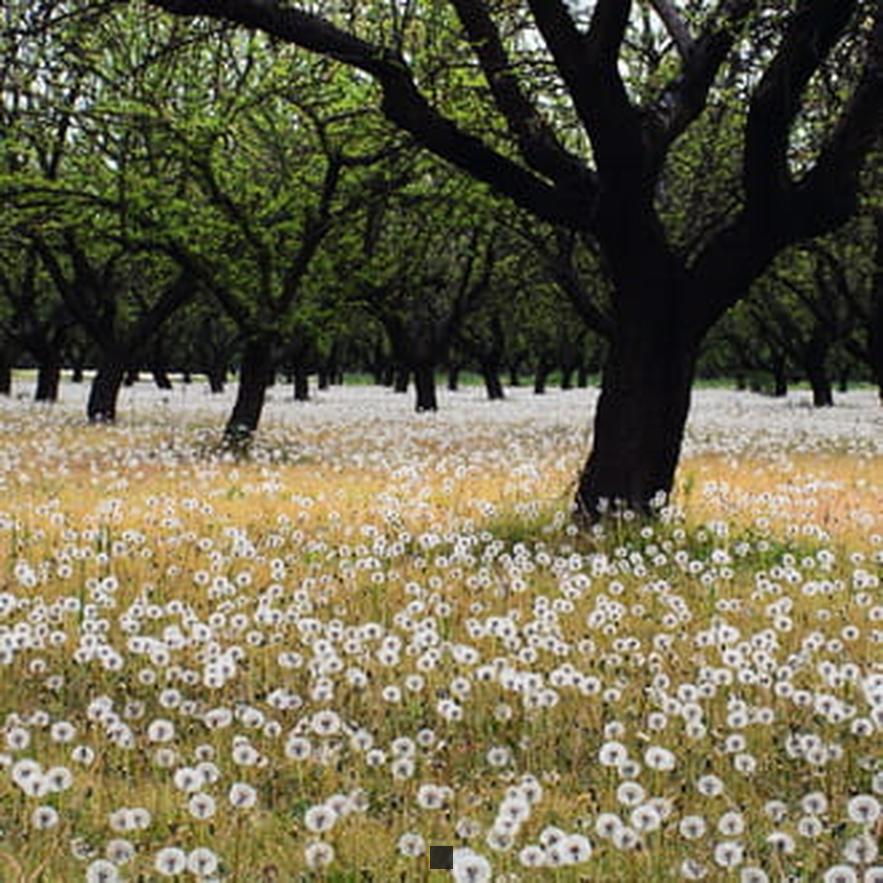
[
  {"x1": 304, "y1": 840, "x2": 334, "y2": 869},
  {"x1": 397, "y1": 832, "x2": 425, "y2": 857},
  {"x1": 105, "y1": 838, "x2": 135, "y2": 865},
  {"x1": 848, "y1": 795, "x2": 880, "y2": 826},
  {"x1": 452, "y1": 848, "x2": 492, "y2": 883},
  {"x1": 822, "y1": 867, "x2": 858, "y2": 883},
  {"x1": 304, "y1": 804, "x2": 338, "y2": 834},
  {"x1": 228, "y1": 782, "x2": 257, "y2": 809},
  {"x1": 85, "y1": 859, "x2": 120, "y2": 883},
  {"x1": 31, "y1": 805, "x2": 59, "y2": 829},
  {"x1": 154, "y1": 846, "x2": 187, "y2": 876},
  {"x1": 187, "y1": 847, "x2": 220, "y2": 877}
]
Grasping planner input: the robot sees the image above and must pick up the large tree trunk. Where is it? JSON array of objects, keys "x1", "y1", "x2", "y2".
[
  {"x1": 871, "y1": 211, "x2": 883, "y2": 404},
  {"x1": 35, "y1": 356, "x2": 61, "y2": 402},
  {"x1": 481, "y1": 361, "x2": 505, "y2": 400},
  {"x1": 414, "y1": 364, "x2": 437, "y2": 412},
  {"x1": 225, "y1": 340, "x2": 272, "y2": 440},
  {"x1": 576, "y1": 319, "x2": 696, "y2": 520},
  {"x1": 87, "y1": 361, "x2": 126, "y2": 422}
]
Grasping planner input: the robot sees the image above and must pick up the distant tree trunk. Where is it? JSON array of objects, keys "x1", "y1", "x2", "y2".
[
  {"x1": 872, "y1": 211, "x2": 883, "y2": 404},
  {"x1": 735, "y1": 372, "x2": 747, "y2": 390},
  {"x1": 0, "y1": 356, "x2": 11, "y2": 396},
  {"x1": 838, "y1": 368, "x2": 849, "y2": 393},
  {"x1": 560, "y1": 365, "x2": 575, "y2": 390},
  {"x1": 225, "y1": 340, "x2": 272, "y2": 440},
  {"x1": 533, "y1": 359, "x2": 550, "y2": 395},
  {"x1": 381, "y1": 363, "x2": 395, "y2": 387},
  {"x1": 150, "y1": 346, "x2": 173, "y2": 390},
  {"x1": 71, "y1": 363, "x2": 84, "y2": 383},
  {"x1": 207, "y1": 356, "x2": 227, "y2": 393},
  {"x1": 317, "y1": 367, "x2": 330, "y2": 390},
  {"x1": 772, "y1": 358, "x2": 788, "y2": 397},
  {"x1": 447, "y1": 363, "x2": 460, "y2": 391},
  {"x1": 577, "y1": 363, "x2": 590, "y2": 388},
  {"x1": 508, "y1": 361, "x2": 521, "y2": 387},
  {"x1": 414, "y1": 364, "x2": 437, "y2": 412},
  {"x1": 293, "y1": 365, "x2": 310, "y2": 401},
  {"x1": 182, "y1": 370, "x2": 192, "y2": 384},
  {"x1": 805, "y1": 341, "x2": 833, "y2": 407},
  {"x1": 576, "y1": 317, "x2": 697, "y2": 520},
  {"x1": 35, "y1": 356, "x2": 61, "y2": 402},
  {"x1": 87, "y1": 360, "x2": 126, "y2": 422},
  {"x1": 394, "y1": 365, "x2": 409, "y2": 393},
  {"x1": 481, "y1": 361, "x2": 505, "y2": 400},
  {"x1": 123, "y1": 368, "x2": 139, "y2": 387}
]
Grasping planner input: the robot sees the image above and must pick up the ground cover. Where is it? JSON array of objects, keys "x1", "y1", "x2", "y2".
[{"x1": 0, "y1": 384, "x2": 880, "y2": 881}]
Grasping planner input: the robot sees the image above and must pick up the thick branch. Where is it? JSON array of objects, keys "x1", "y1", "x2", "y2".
[
  {"x1": 449, "y1": 0, "x2": 592, "y2": 188},
  {"x1": 643, "y1": 0, "x2": 756, "y2": 176},
  {"x1": 150, "y1": 0, "x2": 587, "y2": 227},
  {"x1": 744, "y1": 0, "x2": 858, "y2": 215}
]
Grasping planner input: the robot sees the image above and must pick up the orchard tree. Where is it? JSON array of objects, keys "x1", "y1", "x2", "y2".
[{"x1": 78, "y1": 0, "x2": 880, "y2": 518}]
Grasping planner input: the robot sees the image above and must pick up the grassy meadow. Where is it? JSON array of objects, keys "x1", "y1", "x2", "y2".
[{"x1": 0, "y1": 382, "x2": 880, "y2": 882}]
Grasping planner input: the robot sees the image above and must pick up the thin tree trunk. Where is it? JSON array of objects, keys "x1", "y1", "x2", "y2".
[
  {"x1": 447, "y1": 363, "x2": 460, "y2": 391},
  {"x1": 293, "y1": 365, "x2": 309, "y2": 401},
  {"x1": 394, "y1": 365, "x2": 409, "y2": 393},
  {"x1": 533, "y1": 360, "x2": 550, "y2": 395},
  {"x1": 837, "y1": 368, "x2": 849, "y2": 393},
  {"x1": 87, "y1": 361, "x2": 126, "y2": 422},
  {"x1": 0, "y1": 350, "x2": 11, "y2": 395},
  {"x1": 772, "y1": 358, "x2": 788, "y2": 397},
  {"x1": 577, "y1": 363, "x2": 590, "y2": 388},
  {"x1": 207, "y1": 357, "x2": 226, "y2": 393},
  {"x1": 317, "y1": 367, "x2": 330, "y2": 390},
  {"x1": 481, "y1": 362, "x2": 504, "y2": 400},
  {"x1": 123, "y1": 368, "x2": 139, "y2": 387},
  {"x1": 575, "y1": 319, "x2": 697, "y2": 520},
  {"x1": 735, "y1": 372, "x2": 747, "y2": 390},
  {"x1": 560, "y1": 366, "x2": 575, "y2": 391},
  {"x1": 414, "y1": 364, "x2": 437, "y2": 412},
  {"x1": 35, "y1": 357, "x2": 61, "y2": 402},
  {"x1": 71, "y1": 363, "x2": 84, "y2": 383},
  {"x1": 225, "y1": 340, "x2": 272, "y2": 440},
  {"x1": 508, "y1": 362, "x2": 520, "y2": 387},
  {"x1": 806, "y1": 355, "x2": 833, "y2": 406}
]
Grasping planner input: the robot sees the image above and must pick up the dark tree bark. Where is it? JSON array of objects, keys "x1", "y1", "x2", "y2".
[
  {"x1": 447, "y1": 363, "x2": 460, "y2": 391},
  {"x1": 35, "y1": 356, "x2": 61, "y2": 402},
  {"x1": 123, "y1": 368, "x2": 139, "y2": 387},
  {"x1": 838, "y1": 368, "x2": 849, "y2": 393},
  {"x1": 207, "y1": 356, "x2": 227, "y2": 393},
  {"x1": 71, "y1": 363, "x2": 84, "y2": 383},
  {"x1": 533, "y1": 358, "x2": 551, "y2": 395},
  {"x1": 481, "y1": 361, "x2": 505, "y2": 400},
  {"x1": 0, "y1": 353, "x2": 12, "y2": 396},
  {"x1": 560, "y1": 366, "x2": 575, "y2": 391},
  {"x1": 414, "y1": 364, "x2": 437, "y2": 412},
  {"x1": 293, "y1": 365, "x2": 310, "y2": 401},
  {"x1": 576, "y1": 315, "x2": 697, "y2": 519},
  {"x1": 577, "y1": 363, "x2": 590, "y2": 388},
  {"x1": 226, "y1": 339, "x2": 273, "y2": 439},
  {"x1": 508, "y1": 361, "x2": 521, "y2": 387},
  {"x1": 772, "y1": 357, "x2": 788, "y2": 398},
  {"x1": 87, "y1": 360, "x2": 126, "y2": 422},
  {"x1": 804, "y1": 336, "x2": 833, "y2": 407},
  {"x1": 872, "y1": 211, "x2": 883, "y2": 403},
  {"x1": 393, "y1": 365, "x2": 409, "y2": 393},
  {"x1": 735, "y1": 372, "x2": 747, "y2": 391}
]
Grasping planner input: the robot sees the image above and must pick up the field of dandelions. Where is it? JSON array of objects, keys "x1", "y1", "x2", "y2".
[{"x1": 0, "y1": 379, "x2": 881, "y2": 883}]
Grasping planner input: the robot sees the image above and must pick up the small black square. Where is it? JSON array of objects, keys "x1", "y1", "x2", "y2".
[{"x1": 429, "y1": 845, "x2": 453, "y2": 870}]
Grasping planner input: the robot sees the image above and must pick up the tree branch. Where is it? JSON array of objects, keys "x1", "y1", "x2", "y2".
[
  {"x1": 149, "y1": 0, "x2": 586, "y2": 227},
  {"x1": 449, "y1": 0, "x2": 593, "y2": 189},
  {"x1": 644, "y1": 0, "x2": 693, "y2": 61}
]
